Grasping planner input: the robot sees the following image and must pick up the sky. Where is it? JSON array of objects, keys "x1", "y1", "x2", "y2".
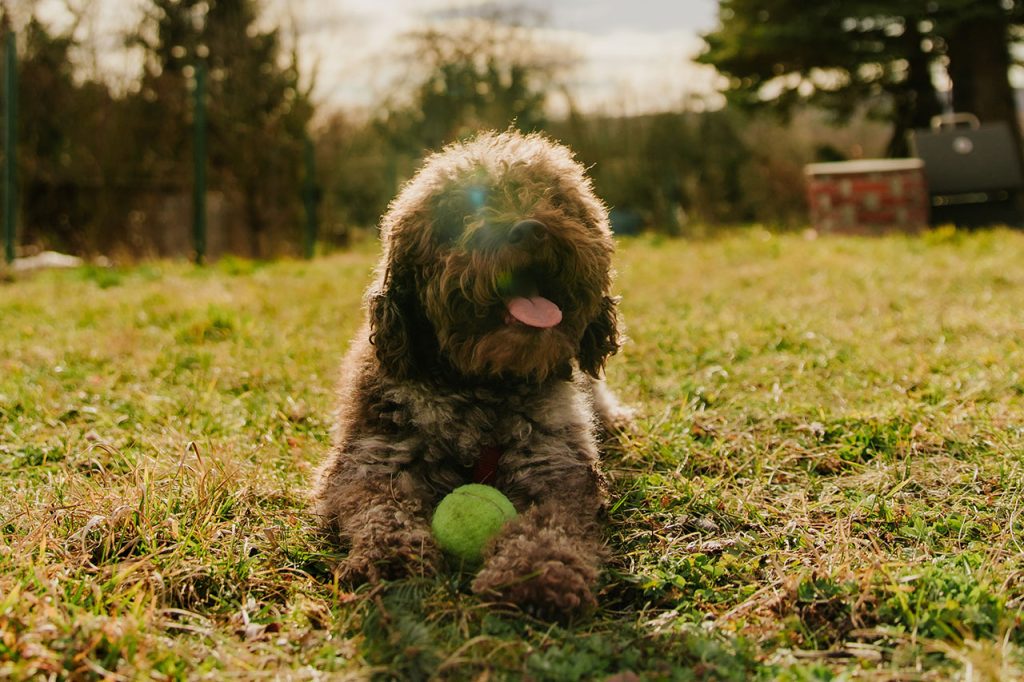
[
  {"x1": 271, "y1": 0, "x2": 723, "y2": 116},
  {"x1": 30, "y1": 0, "x2": 722, "y2": 117}
]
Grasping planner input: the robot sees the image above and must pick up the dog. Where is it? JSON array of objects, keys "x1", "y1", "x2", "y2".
[{"x1": 313, "y1": 130, "x2": 632, "y2": 617}]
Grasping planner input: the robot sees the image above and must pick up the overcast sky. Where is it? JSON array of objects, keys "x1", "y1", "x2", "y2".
[
  {"x1": 31, "y1": 0, "x2": 721, "y2": 117},
  {"x1": 285, "y1": 0, "x2": 720, "y2": 115}
]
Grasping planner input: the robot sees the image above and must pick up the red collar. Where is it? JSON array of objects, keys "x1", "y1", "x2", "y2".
[{"x1": 473, "y1": 445, "x2": 503, "y2": 485}]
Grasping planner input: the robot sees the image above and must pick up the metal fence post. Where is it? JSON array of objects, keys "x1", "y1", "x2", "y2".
[
  {"x1": 192, "y1": 61, "x2": 207, "y2": 265},
  {"x1": 4, "y1": 29, "x2": 16, "y2": 265},
  {"x1": 302, "y1": 135, "x2": 318, "y2": 259}
]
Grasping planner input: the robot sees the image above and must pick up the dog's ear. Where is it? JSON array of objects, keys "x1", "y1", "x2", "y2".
[
  {"x1": 368, "y1": 267, "x2": 419, "y2": 380},
  {"x1": 578, "y1": 295, "x2": 621, "y2": 378}
]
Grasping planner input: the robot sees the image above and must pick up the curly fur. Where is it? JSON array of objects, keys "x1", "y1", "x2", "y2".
[{"x1": 313, "y1": 130, "x2": 633, "y2": 618}]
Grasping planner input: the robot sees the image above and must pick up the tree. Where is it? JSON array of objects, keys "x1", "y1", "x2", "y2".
[
  {"x1": 937, "y1": 0, "x2": 1022, "y2": 150},
  {"x1": 700, "y1": 1, "x2": 1022, "y2": 157},
  {"x1": 131, "y1": 0, "x2": 313, "y2": 256},
  {"x1": 2, "y1": 6, "x2": 133, "y2": 252},
  {"x1": 380, "y1": 6, "x2": 572, "y2": 154}
]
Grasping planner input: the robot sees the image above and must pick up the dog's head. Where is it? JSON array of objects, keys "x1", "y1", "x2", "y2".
[{"x1": 368, "y1": 131, "x2": 620, "y2": 383}]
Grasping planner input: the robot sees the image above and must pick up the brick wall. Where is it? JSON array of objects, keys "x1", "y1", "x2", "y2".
[{"x1": 805, "y1": 160, "x2": 929, "y2": 234}]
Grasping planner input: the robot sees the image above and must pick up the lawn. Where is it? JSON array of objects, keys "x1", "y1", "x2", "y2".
[{"x1": 2, "y1": 228, "x2": 1024, "y2": 680}]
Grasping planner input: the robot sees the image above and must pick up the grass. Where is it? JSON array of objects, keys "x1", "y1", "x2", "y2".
[{"x1": 2, "y1": 227, "x2": 1024, "y2": 680}]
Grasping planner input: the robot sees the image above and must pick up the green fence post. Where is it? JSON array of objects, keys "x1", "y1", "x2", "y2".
[
  {"x1": 302, "y1": 135, "x2": 318, "y2": 259},
  {"x1": 192, "y1": 61, "x2": 207, "y2": 265},
  {"x1": 3, "y1": 29, "x2": 16, "y2": 265}
]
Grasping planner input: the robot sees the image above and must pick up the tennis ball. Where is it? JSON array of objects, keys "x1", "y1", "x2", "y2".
[{"x1": 431, "y1": 484, "x2": 518, "y2": 563}]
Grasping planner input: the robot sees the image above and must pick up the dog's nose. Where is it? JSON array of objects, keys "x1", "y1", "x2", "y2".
[{"x1": 508, "y1": 219, "x2": 547, "y2": 245}]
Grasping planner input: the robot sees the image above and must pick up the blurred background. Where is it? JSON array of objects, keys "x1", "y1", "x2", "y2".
[{"x1": 1, "y1": 0, "x2": 1020, "y2": 259}]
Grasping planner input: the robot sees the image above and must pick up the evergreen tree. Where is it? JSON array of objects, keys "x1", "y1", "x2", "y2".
[
  {"x1": 700, "y1": 1, "x2": 1022, "y2": 156},
  {"x1": 4, "y1": 11, "x2": 126, "y2": 251},
  {"x1": 131, "y1": 0, "x2": 313, "y2": 255}
]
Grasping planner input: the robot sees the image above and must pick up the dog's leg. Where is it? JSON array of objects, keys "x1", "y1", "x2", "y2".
[
  {"x1": 471, "y1": 462, "x2": 607, "y2": 618},
  {"x1": 315, "y1": 471, "x2": 441, "y2": 583},
  {"x1": 588, "y1": 376, "x2": 636, "y2": 435}
]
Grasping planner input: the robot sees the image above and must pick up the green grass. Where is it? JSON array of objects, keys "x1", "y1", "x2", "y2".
[{"x1": 3, "y1": 228, "x2": 1024, "y2": 680}]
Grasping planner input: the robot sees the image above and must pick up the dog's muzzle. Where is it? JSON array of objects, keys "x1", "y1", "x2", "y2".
[{"x1": 508, "y1": 219, "x2": 547, "y2": 246}]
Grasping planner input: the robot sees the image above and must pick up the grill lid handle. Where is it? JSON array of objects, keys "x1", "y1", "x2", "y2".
[{"x1": 930, "y1": 113, "x2": 981, "y2": 131}]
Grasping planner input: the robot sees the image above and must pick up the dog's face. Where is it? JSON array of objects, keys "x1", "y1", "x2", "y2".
[{"x1": 369, "y1": 132, "x2": 620, "y2": 383}]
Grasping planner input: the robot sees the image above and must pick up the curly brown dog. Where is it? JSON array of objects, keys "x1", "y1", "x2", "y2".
[{"x1": 313, "y1": 130, "x2": 632, "y2": 618}]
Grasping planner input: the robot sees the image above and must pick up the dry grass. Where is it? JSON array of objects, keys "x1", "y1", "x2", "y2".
[{"x1": 2, "y1": 228, "x2": 1024, "y2": 680}]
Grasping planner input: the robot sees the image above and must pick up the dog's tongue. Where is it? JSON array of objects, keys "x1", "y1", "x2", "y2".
[{"x1": 506, "y1": 296, "x2": 562, "y2": 328}]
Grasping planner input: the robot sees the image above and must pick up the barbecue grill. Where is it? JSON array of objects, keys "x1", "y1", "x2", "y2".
[{"x1": 910, "y1": 113, "x2": 1024, "y2": 227}]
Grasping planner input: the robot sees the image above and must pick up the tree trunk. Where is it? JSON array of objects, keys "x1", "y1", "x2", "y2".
[
  {"x1": 945, "y1": 6, "x2": 1024, "y2": 216},
  {"x1": 887, "y1": 18, "x2": 943, "y2": 157},
  {"x1": 945, "y1": 10, "x2": 1021, "y2": 152}
]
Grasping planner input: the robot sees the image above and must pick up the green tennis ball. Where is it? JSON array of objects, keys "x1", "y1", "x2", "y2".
[{"x1": 431, "y1": 484, "x2": 518, "y2": 563}]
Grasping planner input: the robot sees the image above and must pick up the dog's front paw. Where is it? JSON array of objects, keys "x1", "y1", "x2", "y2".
[
  {"x1": 470, "y1": 509, "x2": 601, "y2": 620},
  {"x1": 337, "y1": 529, "x2": 442, "y2": 584},
  {"x1": 472, "y1": 556, "x2": 597, "y2": 619}
]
